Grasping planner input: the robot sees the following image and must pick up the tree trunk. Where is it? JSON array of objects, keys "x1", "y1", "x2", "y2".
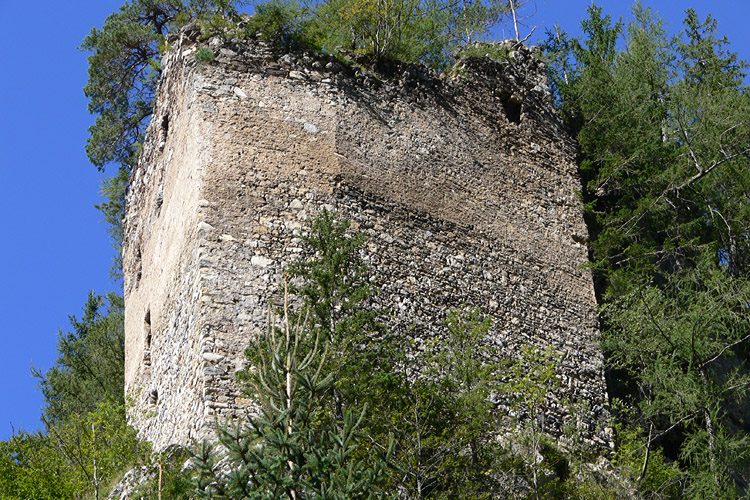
[
  {"x1": 637, "y1": 422, "x2": 653, "y2": 483},
  {"x1": 700, "y1": 371, "x2": 720, "y2": 490},
  {"x1": 158, "y1": 461, "x2": 163, "y2": 500},
  {"x1": 92, "y1": 422, "x2": 99, "y2": 500},
  {"x1": 554, "y1": 23, "x2": 569, "y2": 84},
  {"x1": 509, "y1": 0, "x2": 520, "y2": 41}
]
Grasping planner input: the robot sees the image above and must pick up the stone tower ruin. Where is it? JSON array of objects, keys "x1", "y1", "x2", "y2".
[{"x1": 123, "y1": 32, "x2": 608, "y2": 450}]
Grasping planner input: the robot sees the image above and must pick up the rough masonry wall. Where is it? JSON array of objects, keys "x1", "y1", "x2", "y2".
[
  {"x1": 123, "y1": 32, "x2": 609, "y2": 450},
  {"x1": 123, "y1": 45, "x2": 212, "y2": 445}
]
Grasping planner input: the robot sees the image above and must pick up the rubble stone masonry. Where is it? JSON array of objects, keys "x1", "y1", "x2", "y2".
[{"x1": 123, "y1": 31, "x2": 609, "y2": 451}]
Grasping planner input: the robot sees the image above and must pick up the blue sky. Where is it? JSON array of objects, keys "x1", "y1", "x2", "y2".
[{"x1": 0, "y1": 1, "x2": 747, "y2": 441}]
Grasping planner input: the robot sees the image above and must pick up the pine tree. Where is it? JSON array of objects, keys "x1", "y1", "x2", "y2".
[
  {"x1": 81, "y1": 0, "x2": 245, "y2": 274},
  {"x1": 192, "y1": 286, "x2": 391, "y2": 499}
]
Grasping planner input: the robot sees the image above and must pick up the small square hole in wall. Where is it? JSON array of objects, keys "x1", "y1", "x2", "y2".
[{"x1": 500, "y1": 91, "x2": 522, "y2": 124}]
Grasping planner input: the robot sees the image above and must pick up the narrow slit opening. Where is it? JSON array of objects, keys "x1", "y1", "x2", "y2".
[
  {"x1": 143, "y1": 309, "x2": 152, "y2": 367},
  {"x1": 135, "y1": 248, "x2": 143, "y2": 288},
  {"x1": 159, "y1": 113, "x2": 170, "y2": 152},
  {"x1": 144, "y1": 309, "x2": 152, "y2": 349},
  {"x1": 161, "y1": 113, "x2": 169, "y2": 137}
]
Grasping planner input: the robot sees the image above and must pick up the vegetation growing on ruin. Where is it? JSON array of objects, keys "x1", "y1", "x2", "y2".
[{"x1": 76, "y1": 0, "x2": 523, "y2": 282}]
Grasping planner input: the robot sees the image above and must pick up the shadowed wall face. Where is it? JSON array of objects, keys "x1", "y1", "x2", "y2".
[{"x1": 123, "y1": 35, "x2": 608, "y2": 451}]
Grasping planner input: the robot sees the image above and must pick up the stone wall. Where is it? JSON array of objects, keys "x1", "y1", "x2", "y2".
[{"x1": 123, "y1": 32, "x2": 609, "y2": 450}]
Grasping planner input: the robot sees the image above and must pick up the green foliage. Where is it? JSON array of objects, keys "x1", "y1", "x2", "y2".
[
  {"x1": 81, "y1": 0, "x2": 246, "y2": 170},
  {"x1": 81, "y1": 0, "x2": 245, "y2": 170},
  {"x1": 504, "y1": 346, "x2": 560, "y2": 423},
  {"x1": 545, "y1": 3, "x2": 750, "y2": 496},
  {"x1": 0, "y1": 430, "x2": 77, "y2": 500},
  {"x1": 456, "y1": 41, "x2": 512, "y2": 61},
  {"x1": 248, "y1": 0, "x2": 318, "y2": 49},
  {"x1": 286, "y1": 209, "x2": 373, "y2": 351},
  {"x1": 387, "y1": 379, "x2": 455, "y2": 497},
  {"x1": 603, "y1": 263, "x2": 750, "y2": 497},
  {"x1": 448, "y1": 0, "x2": 511, "y2": 44},
  {"x1": 80, "y1": 0, "x2": 169, "y2": 270},
  {"x1": 503, "y1": 345, "x2": 562, "y2": 499},
  {"x1": 81, "y1": 1, "x2": 167, "y2": 171},
  {"x1": 277, "y1": 212, "x2": 615, "y2": 498},
  {"x1": 315, "y1": 0, "x2": 438, "y2": 64},
  {"x1": 132, "y1": 446, "x2": 195, "y2": 499},
  {"x1": 547, "y1": 3, "x2": 750, "y2": 282},
  {"x1": 192, "y1": 294, "x2": 391, "y2": 498},
  {"x1": 392, "y1": 308, "x2": 507, "y2": 498},
  {"x1": 0, "y1": 399, "x2": 145, "y2": 500},
  {"x1": 34, "y1": 292, "x2": 125, "y2": 427},
  {"x1": 286, "y1": 210, "x2": 381, "y2": 361},
  {"x1": 96, "y1": 166, "x2": 129, "y2": 280},
  {"x1": 283, "y1": 209, "x2": 398, "y2": 424},
  {"x1": 248, "y1": 212, "x2": 538, "y2": 498},
  {"x1": 47, "y1": 399, "x2": 146, "y2": 499},
  {"x1": 247, "y1": 0, "x2": 515, "y2": 67},
  {"x1": 432, "y1": 309, "x2": 495, "y2": 443},
  {"x1": 612, "y1": 419, "x2": 682, "y2": 499},
  {"x1": 278, "y1": 209, "x2": 407, "y2": 483},
  {"x1": 195, "y1": 46, "x2": 216, "y2": 62},
  {"x1": 81, "y1": 0, "x2": 246, "y2": 269},
  {"x1": 4, "y1": 293, "x2": 146, "y2": 500}
]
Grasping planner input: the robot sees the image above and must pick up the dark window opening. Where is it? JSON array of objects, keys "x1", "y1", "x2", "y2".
[
  {"x1": 149, "y1": 389, "x2": 158, "y2": 406},
  {"x1": 161, "y1": 113, "x2": 169, "y2": 137},
  {"x1": 159, "y1": 113, "x2": 170, "y2": 152},
  {"x1": 500, "y1": 92, "x2": 522, "y2": 124},
  {"x1": 154, "y1": 191, "x2": 164, "y2": 216},
  {"x1": 143, "y1": 308, "x2": 153, "y2": 367}
]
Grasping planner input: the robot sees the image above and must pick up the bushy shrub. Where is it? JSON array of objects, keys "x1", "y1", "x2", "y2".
[
  {"x1": 248, "y1": 0, "x2": 318, "y2": 49},
  {"x1": 614, "y1": 423, "x2": 682, "y2": 499},
  {"x1": 195, "y1": 46, "x2": 215, "y2": 62},
  {"x1": 456, "y1": 41, "x2": 512, "y2": 61},
  {"x1": 132, "y1": 446, "x2": 194, "y2": 500}
]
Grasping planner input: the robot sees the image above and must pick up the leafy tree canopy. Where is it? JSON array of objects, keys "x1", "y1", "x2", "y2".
[
  {"x1": 34, "y1": 292, "x2": 125, "y2": 427},
  {"x1": 81, "y1": 0, "x2": 245, "y2": 171}
]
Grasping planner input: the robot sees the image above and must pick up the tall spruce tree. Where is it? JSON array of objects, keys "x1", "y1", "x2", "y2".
[
  {"x1": 545, "y1": 3, "x2": 750, "y2": 496},
  {"x1": 281, "y1": 209, "x2": 411, "y2": 488}
]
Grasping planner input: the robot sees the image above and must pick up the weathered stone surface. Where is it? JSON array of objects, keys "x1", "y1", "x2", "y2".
[
  {"x1": 106, "y1": 466, "x2": 151, "y2": 500},
  {"x1": 123, "y1": 35, "x2": 609, "y2": 451}
]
